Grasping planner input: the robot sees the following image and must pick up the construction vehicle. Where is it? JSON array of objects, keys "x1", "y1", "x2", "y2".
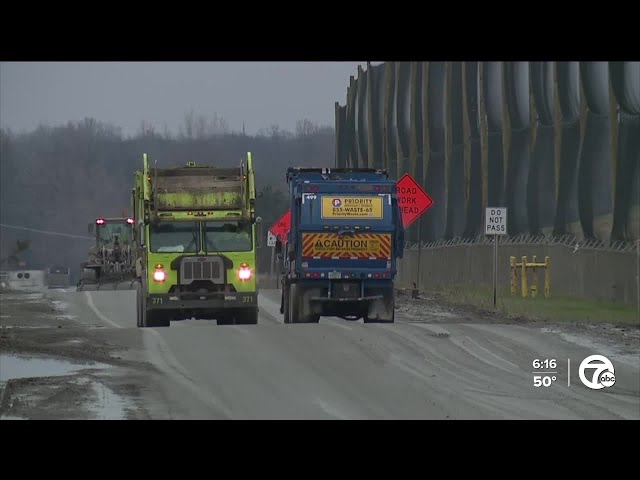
[
  {"x1": 278, "y1": 167, "x2": 404, "y2": 323},
  {"x1": 47, "y1": 265, "x2": 71, "y2": 289},
  {"x1": 1, "y1": 240, "x2": 31, "y2": 292},
  {"x1": 76, "y1": 217, "x2": 136, "y2": 291},
  {"x1": 132, "y1": 153, "x2": 262, "y2": 327}
]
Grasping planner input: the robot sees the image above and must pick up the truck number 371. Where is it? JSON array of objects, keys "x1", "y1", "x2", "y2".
[{"x1": 243, "y1": 296, "x2": 254, "y2": 304}]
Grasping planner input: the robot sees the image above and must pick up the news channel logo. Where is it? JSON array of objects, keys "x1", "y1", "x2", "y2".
[{"x1": 578, "y1": 355, "x2": 616, "y2": 390}]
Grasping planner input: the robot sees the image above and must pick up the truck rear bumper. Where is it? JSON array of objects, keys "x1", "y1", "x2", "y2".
[
  {"x1": 310, "y1": 295, "x2": 383, "y2": 303},
  {"x1": 146, "y1": 292, "x2": 257, "y2": 310}
]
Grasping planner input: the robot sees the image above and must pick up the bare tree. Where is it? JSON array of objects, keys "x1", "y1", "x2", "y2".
[
  {"x1": 181, "y1": 109, "x2": 196, "y2": 139},
  {"x1": 138, "y1": 120, "x2": 157, "y2": 138},
  {"x1": 295, "y1": 118, "x2": 319, "y2": 137}
]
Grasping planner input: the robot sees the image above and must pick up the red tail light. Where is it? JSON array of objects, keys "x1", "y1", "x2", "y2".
[
  {"x1": 153, "y1": 264, "x2": 166, "y2": 282},
  {"x1": 238, "y1": 263, "x2": 252, "y2": 281},
  {"x1": 126, "y1": 217, "x2": 134, "y2": 224},
  {"x1": 96, "y1": 218, "x2": 106, "y2": 225}
]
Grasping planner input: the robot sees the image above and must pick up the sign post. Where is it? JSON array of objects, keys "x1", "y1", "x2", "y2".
[
  {"x1": 269, "y1": 210, "x2": 292, "y2": 290},
  {"x1": 267, "y1": 231, "x2": 277, "y2": 287},
  {"x1": 396, "y1": 174, "x2": 435, "y2": 292},
  {"x1": 485, "y1": 207, "x2": 507, "y2": 307}
]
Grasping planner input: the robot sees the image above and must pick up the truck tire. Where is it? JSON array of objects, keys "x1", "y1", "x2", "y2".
[
  {"x1": 81, "y1": 268, "x2": 97, "y2": 282},
  {"x1": 235, "y1": 307, "x2": 258, "y2": 325},
  {"x1": 283, "y1": 284, "x2": 291, "y2": 324},
  {"x1": 280, "y1": 286, "x2": 285, "y2": 314},
  {"x1": 364, "y1": 290, "x2": 395, "y2": 324},
  {"x1": 143, "y1": 308, "x2": 170, "y2": 327},
  {"x1": 288, "y1": 284, "x2": 319, "y2": 323},
  {"x1": 135, "y1": 282, "x2": 143, "y2": 327},
  {"x1": 138, "y1": 280, "x2": 170, "y2": 327},
  {"x1": 288, "y1": 283, "x2": 300, "y2": 323},
  {"x1": 363, "y1": 313, "x2": 394, "y2": 324},
  {"x1": 218, "y1": 316, "x2": 235, "y2": 326}
]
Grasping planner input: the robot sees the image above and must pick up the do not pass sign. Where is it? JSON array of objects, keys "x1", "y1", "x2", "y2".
[
  {"x1": 485, "y1": 207, "x2": 507, "y2": 235},
  {"x1": 396, "y1": 174, "x2": 434, "y2": 228}
]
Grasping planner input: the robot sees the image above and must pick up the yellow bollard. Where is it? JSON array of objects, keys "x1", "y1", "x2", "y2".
[
  {"x1": 510, "y1": 256, "x2": 518, "y2": 296},
  {"x1": 531, "y1": 255, "x2": 538, "y2": 298},
  {"x1": 544, "y1": 256, "x2": 551, "y2": 298},
  {"x1": 521, "y1": 255, "x2": 528, "y2": 298}
]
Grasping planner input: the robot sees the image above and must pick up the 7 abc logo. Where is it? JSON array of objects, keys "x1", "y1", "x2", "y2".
[{"x1": 579, "y1": 355, "x2": 616, "y2": 390}]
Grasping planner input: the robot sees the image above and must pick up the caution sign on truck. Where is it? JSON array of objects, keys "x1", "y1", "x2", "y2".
[
  {"x1": 302, "y1": 233, "x2": 391, "y2": 259},
  {"x1": 321, "y1": 196, "x2": 383, "y2": 219}
]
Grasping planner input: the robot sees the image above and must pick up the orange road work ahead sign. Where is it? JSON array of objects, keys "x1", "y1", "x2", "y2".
[
  {"x1": 396, "y1": 174, "x2": 434, "y2": 228},
  {"x1": 269, "y1": 210, "x2": 291, "y2": 241}
]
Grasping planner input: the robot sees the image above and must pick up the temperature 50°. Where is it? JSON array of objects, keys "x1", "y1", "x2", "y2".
[{"x1": 533, "y1": 375, "x2": 557, "y2": 387}]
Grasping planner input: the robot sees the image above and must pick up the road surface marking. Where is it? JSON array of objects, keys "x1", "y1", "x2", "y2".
[{"x1": 84, "y1": 292, "x2": 123, "y2": 329}]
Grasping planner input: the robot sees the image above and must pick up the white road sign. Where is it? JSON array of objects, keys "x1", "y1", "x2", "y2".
[
  {"x1": 485, "y1": 207, "x2": 507, "y2": 235},
  {"x1": 267, "y1": 231, "x2": 277, "y2": 247}
]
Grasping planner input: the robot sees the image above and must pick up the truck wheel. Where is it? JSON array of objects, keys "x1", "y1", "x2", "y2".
[
  {"x1": 280, "y1": 286, "x2": 285, "y2": 314},
  {"x1": 218, "y1": 316, "x2": 234, "y2": 326},
  {"x1": 138, "y1": 279, "x2": 169, "y2": 327},
  {"x1": 235, "y1": 307, "x2": 258, "y2": 325},
  {"x1": 143, "y1": 308, "x2": 170, "y2": 327},
  {"x1": 288, "y1": 283, "x2": 300, "y2": 323},
  {"x1": 363, "y1": 312, "x2": 394, "y2": 324},
  {"x1": 283, "y1": 285, "x2": 291, "y2": 324},
  {"x1": 364, "y1": 290, "x2": 395, "y2": 324},
  {"x1": 81, "y1": 268, "x2": 97, "y2": 282},
  {"x1": 135, "y1": 282, "x2": 143, "y2": 327}
]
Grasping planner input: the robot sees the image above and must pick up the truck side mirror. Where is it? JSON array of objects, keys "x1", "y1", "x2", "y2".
[
  {"x1": 255, "y1": 217, "x2": 263, "y2": 248},
  {"x1": 139, "y1": 223, "x2": 146, "y2": 247},
  {"x1": 88, "y1": 222, "x2": 94, "y2": 234}
]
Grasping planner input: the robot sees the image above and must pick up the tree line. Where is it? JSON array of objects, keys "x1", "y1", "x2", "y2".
[{"x1": 0, "y1": 113, "x2": 335, "y2": 277}]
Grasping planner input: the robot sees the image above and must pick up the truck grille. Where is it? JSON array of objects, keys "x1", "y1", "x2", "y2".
[{"x1": 179, "y1": 257, "x2": 224, "y2": 285}]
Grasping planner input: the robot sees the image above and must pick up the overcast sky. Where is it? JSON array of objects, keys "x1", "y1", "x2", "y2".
[{"x1": 0, "y1": 62, "x2": 370, "y2": 136}]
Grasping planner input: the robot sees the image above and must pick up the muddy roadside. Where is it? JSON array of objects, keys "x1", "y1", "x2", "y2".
[
  {"x1": 0, "y1": 289, "x2": 161, "y2": 420},
  {"x1": 395, "y1": 289, "x2": 640, "y2": 359}
]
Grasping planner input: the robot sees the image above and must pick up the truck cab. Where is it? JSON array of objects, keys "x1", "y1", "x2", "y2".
[
  {"x1": 280, "y1": 167, "x2": 404, "y2": 324},
  {"x1": 133, "y1": 153, "x2": 261, "y2": 327}
]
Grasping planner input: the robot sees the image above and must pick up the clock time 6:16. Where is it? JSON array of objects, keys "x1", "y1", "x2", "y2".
[{"x1": 533, "y1": 359, "x2": 557, "y2": 369}]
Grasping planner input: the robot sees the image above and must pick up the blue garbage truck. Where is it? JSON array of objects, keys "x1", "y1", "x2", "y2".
[{"x1": 277, "y1": 167, "x2": 405, "y2": 324}]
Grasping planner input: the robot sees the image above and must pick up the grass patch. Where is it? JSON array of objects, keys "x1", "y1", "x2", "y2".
[{"x1": 433, "y1": 284, "x2": 640, "y2": 327}]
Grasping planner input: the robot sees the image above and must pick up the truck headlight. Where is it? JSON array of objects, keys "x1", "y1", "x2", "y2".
[
  {"x1": 153, "y1": 264, "x2": 167, "y2": 282},
  {"x1": 238, "y1": 263, "x2": 252, "y2": 281}
]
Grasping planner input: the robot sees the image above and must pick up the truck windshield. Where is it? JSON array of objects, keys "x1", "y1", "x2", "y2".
[
  {"x1": 150, "y1": 222, "x2": 199, "y2": 253},
  {"x1": 204, "y1": 221, "x2": 252, "y2": 252},
  {"x1": 97, "y1": 221, "x2": 133, "y2": 246}
]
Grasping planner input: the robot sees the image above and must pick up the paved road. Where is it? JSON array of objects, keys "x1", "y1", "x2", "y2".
[{"x1": 49, "y1": 288, "x2": 640, "y2": 419}]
